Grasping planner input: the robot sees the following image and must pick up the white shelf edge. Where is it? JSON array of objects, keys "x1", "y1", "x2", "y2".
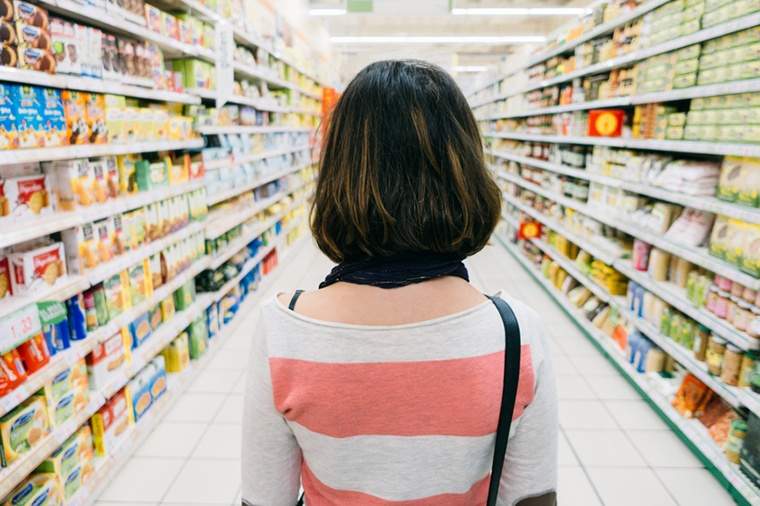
[
  {"x1": 0, "y1": 139, "x2": 205, "y2": 166},
  {"x1": 500, "y1": 170, "x2": 760, "y2": 289},
  {"x1": 489, "y1": 150, "x2": 760, "y2": 225},
  {"x1": 206, "y1": 161, "x2": 312, "y2": 206},
  {"x1": 196, "y1": 124, "x2": 313, "y2": 135}
]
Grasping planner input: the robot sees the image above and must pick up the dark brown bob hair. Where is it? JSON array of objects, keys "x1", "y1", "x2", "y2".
[{"x1": 311, "y1": 60, "x2": 502, "y2": 263}]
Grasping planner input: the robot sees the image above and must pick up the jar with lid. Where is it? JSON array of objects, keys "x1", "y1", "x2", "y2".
[
  {"x1": 732, "y1": 281, "x2": 745, "y2": 299},
  {"x1": 726, "y1": 296, "x2": 739, "y2": 324},
  {"x1": 744, "y1": 287, "x2": 757, "y2": 304},
  {"x1": 739, "y1": 351, "x2": 758, "y2": 388},
  {"x1": 706, "y1": 286, "x2": 719, "y2": 313},
  {"x1": 693, "y1": 325, "x2": 710, "y2": 362},
  {"x1": 748, "y1": 306, "x2": 760, "y2": 339},
  {"x1": 715, "y1": 274, "x2": 732, "y2": 292},
  {"x1": 707, "y1": 335, "x2": 727, "y2": 376},
  {"x1": 720, "y1": 344, "x2": 742, "y2": 386}
]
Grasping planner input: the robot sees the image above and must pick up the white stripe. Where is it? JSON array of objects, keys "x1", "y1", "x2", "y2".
[
  {"x1": 292, "y1": 422, "x2": 492, "y2": 500},
  {"x1": 261, "y1": 293, "x2": 544, "y2": 366}
]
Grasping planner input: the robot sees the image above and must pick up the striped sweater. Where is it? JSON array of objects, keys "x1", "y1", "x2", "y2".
[{"x1": 242, "y1": 293, "x2": 558, "y2": 505}]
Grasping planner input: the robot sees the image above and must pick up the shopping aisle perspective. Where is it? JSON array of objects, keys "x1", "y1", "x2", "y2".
[{"x1": 91, "y1": 239, "x2": 736, "y2": 506}]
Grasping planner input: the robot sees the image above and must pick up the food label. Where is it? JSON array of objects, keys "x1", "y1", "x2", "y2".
[{"x1": 0, "y1": 304, "x2": 42, "y2": 352}]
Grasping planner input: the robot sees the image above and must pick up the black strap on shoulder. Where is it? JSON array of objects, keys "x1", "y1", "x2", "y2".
[
  {"x1": 486, "y1": 295, "x2": 522, "y2": 506},
  {"x1": 289, "y1": 289, "x2": 305, "y2": 311}
]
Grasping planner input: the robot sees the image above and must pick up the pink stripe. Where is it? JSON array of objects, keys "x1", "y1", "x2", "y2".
[
  {"x1": 270, "y1": 346, "x2": 534, "y2": 438},
  {"x1": 302, "y1": 461, "x2": 490, "y2": 505}
]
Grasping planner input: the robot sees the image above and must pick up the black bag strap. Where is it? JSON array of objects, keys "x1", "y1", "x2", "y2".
[
  {"x1": 486, "y1": 295, "x2": 522, "y2": 506},
  {"x1": 293, "y1": 294, "x2": 521, "y2": 506},
  {"x1": 289, "y1": 289, "x2": 305, "y2": 311}
]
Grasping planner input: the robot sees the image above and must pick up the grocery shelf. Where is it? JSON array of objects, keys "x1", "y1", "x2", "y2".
[
  {"x1": 0, "y1": 181, "x2": 206, "y2": 250},
  {"x1": 489, "y1": 150, "x2": 760, "y2": 225},
  {"x1": 467, "y1": 0, "x2": 670, "y2": 100},
  {"x1": 479, "y1": 79, "x2": 760, "y2": 119},
  {"x1": 485, "y1": 131, "x2": 760, "y2": 157},
  {"x1": 234, "y1": 145, "x2": 312, "y2": 165},
  {"x1": 615, "y1": 261, "x2": 759, "y2": 350},
  {"x1": 85, "y1": 220, "x2": 205, "y2": 286},
  {"x1": 38, "y1": 0, "x2": 214, "y2": 61},
  {"x1": 500, "y1": 170, "x2": 760, "y2": 289},
  {"x1": 67, "y1": 234, "x2": 309, "y2": 506},
  {"x1": 206, "y1": 161, "x2": 312, "y2": 206},
  {"x1": 0, "y1": 338, "x2": 98, "y2": 417},
  {"x1": 188, "y1": 88, "x2": 309, "y2": 113},
  {"x1": 0, "y1": 68, "x2": 201, "y2": 105},
  {"x1": 211, "y1": 240, "x2": 279, "y2": 302},
  {"x1": 497, "y1": 234, "x2": 760, "y2": 505},
  {"x1": 205, "y1": 192, "x2": 284, "y2": 239},
  {"x1": 0, "y1": 255, "x2": 209, "y2": 419},
  {"x1": 474, "y1": 12, "x2": 760, "y2": 107},
  {"x1": 196, "y1": 124, "x2": 313, "y2": 135},
  {"x1": 506, "y1": 196, "x2": 620, "y2": 265},
  {"x1": 0, "y1": 139, "x2": 205, "y2": 165},
  {"x1": 0, "y1": 396, "x2": 103, "y2": 500},
  {"x1": 0, "y1": 275, "x2": 89, "y2": 322}
]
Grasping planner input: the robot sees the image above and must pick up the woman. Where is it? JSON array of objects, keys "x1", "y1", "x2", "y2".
[{"x1": 242, "y1": 60, "x2": 558, "y2": 506}]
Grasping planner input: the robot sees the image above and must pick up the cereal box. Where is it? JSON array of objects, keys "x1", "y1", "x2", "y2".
[
  {"x1": 49, "y1": 16, "x2": 81, "y2": 75},
  {"x1": 9, "y1": 241, "x2": 66, "y2": 294},
  {"x1": 128, "y1": 312, "x2": 151, "y2": 349},
  {"x1": 43, "y1": 158, "x2": 95, "y2": 210},
  {"x1": 13, "y1": 85, "x2": 44, "y2": 148},
  {"x1": 85, "y1": 92, "x2": 107, "y2": 144},
  {"x1": 39, "y1": 87, "x2": 66, "y2": 147},
  {"x1": 116, "y1": 154, "x2": 138, "y2": 194},
  {"x1": 2, "y1": 173, "x2": 51, "y2": 217},
  {"x1": 88, "y1": 158, "x2": 110, "y2": 203},
  {"x1": 0, "y1": 82, "x2": 17, "y2": 150},
  {"x1": 103, "y1": 272, "x2": 128, "y2": 318},
  {"x1": 61, "y1": 222, "x2": 98, "y2": 272},
  {"x1": 62, "y1": 90, "x2": 89, "y2": 144},
  {"x1": 0, "y1": 396, "x2": 50, "y2": 464}
]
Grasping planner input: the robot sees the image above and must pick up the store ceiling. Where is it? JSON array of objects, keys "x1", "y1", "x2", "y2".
[{"x1": 311, "y1": 0, "x2": 588, "y2": 85}]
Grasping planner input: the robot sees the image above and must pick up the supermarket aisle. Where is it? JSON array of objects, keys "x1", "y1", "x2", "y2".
[{"x1": 95, "y1": 238, "x2": 735, "y2": 506}]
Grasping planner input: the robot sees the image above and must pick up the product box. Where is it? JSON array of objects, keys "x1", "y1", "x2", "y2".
[
  {"x1": 0, "y1": 82, "x2": 17, "y2": 150},
  {"x1": 94, "y1": 219, "x2": 113, "y2": 264},
  {"x1": 86, "y1": 329, "x2": 129, "y2": 389},
  {"x1": 62, "y1": 90, "x2": 89, "y2": 145},
  {"x1": 1, "y1": 473, "x2": 64, "y2": 505},
  {"x1": 148, "y1": 304, "x2": 162, "y2": 331},
  {"x1": 162, "y1": 332, "x2": 189, "y2": 373},
  {"x1": 0, "y1": 349, "x2": 27, "y2": 397},
  {"x1": 48, "y1": 358, "x2": 88, "y2": 403},
  {"x1": 85, "y1": 93, "x2": 107, "y2": 144},
  {"x1": 38, "y1": 87, "x2": 66, "y2": 147},
  {"x1": 128, "y1": 260, "x2": 150, "y2": 306},
  {"x1": 47, "y1": 382, "x2": 88, "y2": 426},
  {"x1": 135, "y1": 160, "x2": 168, "y2": 191},
  {"x1": 173, "y1": 280, "x2": 195, "y2": 311},
  {"x1": 43, "y1": 158, "x2": 95, "y2": 210},
  {"x1": 38, "y1": 300, "x2": 71, "y2": 356},
  {"x1": 2, "y1": 172, "x2": 52, "y2": 218},
  {"x1": 14, "y1": 1, "x2": 49, "y2": 28},
  {"x1": 0, "y1": 256, "x2": 10, "y2": 301},
  {"x1": 187, "y1": 317, "x2": 208, "y2": 359},
  {"x1": 50, "y1": 17, "x2": 81, "y2": 75},
  {"x1": 17, "y1": 332, "x2": 50, "y2": 374},
  {"x1": 13, "y1": 85, "x2": 44, "y2": 148},
  {"x1": 160, "y1": 296, "x2": 175, "y2": 322},
  {"x1": 129, "y1": 312, "x2": 152, "y2": 349},
  {"x1": 0, "y1": 396, "x2": 50, "y2": 465},
  {"x1": 103, "y1": 272, "x2": 128, "y2": 320},
  {"x1": 90, "y1": 388, "x2": 132, "y2": 457},
  {"x1": 61, "y1": 222, "x2": 99, "y2": 272},
  {"x1": 9, "y1": 241, "x2": 66, "y2": 294},
  {"x1": 588, "y1": 109, "x2": 625, "y2": 137},
  {"x1": 126, "y1": 359, "x2": 166, "y2": 422}
]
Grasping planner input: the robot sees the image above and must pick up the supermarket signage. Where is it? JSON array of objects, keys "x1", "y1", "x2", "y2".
[
  {"x1": 215, "y1": 20, "x2": 235, "y2": 108},
  {"x1": 0, "y1": 304, "x2": 42, "y2": 353},
  {"x1": 518, "y1": 221, "x2": 542, "y2": 240}
]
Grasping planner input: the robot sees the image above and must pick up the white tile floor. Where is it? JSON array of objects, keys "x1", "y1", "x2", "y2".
[{"x1": 96, "y1": 239, "x2": 737, "y2": 505}]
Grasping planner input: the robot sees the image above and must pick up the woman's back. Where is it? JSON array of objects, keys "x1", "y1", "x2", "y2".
[{"x1": 241, "y1": 281, "x2": 557, "y2": 505}]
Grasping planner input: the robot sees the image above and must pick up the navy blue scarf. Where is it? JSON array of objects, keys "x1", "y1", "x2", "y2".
[{"x1": 320, "y1": 253, "x2": 469, "y2": 289}]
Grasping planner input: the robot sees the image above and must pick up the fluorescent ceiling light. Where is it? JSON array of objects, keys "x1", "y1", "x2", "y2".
[
  {"x1": 452, "y1": 65, "x2": 489, "y2": 72},
  {"x1": 452, "y1": 7, "x2": 590, "y2": 16},
  {"x1": 309, "y1": 8, "x2": 347, "y2": 15},
  {"x1": 330, "y1": 35, "x2": 545, "y2": 44}
]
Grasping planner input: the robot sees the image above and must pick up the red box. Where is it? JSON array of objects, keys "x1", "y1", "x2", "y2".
[{"x1": 588, "y1": 109, "x2": 625, "y2": 137}]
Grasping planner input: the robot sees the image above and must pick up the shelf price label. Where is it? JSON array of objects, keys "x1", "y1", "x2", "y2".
[
  {"x1": 215, "y1": 20, "x2": 234, "y2": 108},
  {"x1": 0, "y1": 304, "x2": 42, "y2": 353}
]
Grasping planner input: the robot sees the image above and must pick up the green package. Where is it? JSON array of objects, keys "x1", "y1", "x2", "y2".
[{"x1": 187, "y1": 318, "x2": 209, "y2": 359}]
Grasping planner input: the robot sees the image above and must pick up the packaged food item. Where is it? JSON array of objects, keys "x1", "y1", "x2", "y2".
[
  {"x1": 707, "y1": 335, "x2": 727, "y2": 375},
  {"x1": 103, "y1": 272, "x2": 128, "y2": 320},
  {"x1": 173, "y1": 280, "x2": 195, "y2": 310},
  {"x1": 0, "y1": 83, "x2": 18, "y2": 151},
  {"x1": 2, "y1": 173, "x2": 52, "y2": 217},
  {"x1": 17, "y1": 332, "x2": 50, "y2": 374},
  {"x1": 90, "y1": 388, "x2": 132, "y2": 456},
  {"x1": 17, "y1": 46, "x2": 56, "y2": 72},
  {"x1": 94, "y1": 219, "x2": 113, "y2": 263},
  {"x1": 61, "y1": 222, "x2": 99, "y2": 271},
  {"x1": 725, "y1": 418, "x2": 747, "y2": 464},
  {"x1": 85, "y1": 93, "x2": 107, "y2": 144},
  {"x1": 14, "y1": 1, "x2": 49, "y2": 28},
  {"x1": 129, "y1": 312, "x2": 152, "y2": 349},
  {"x1": 61, "y1": 90, "x2": 89, "y2": 145},
  {"x1": 135, "y1": 160, "x2": 168, "y2": 191},
  {"x1": 187, "y1": 317, "x2": 208, "y2": 359},
  {"x1": 9, "y1": 241, "x2": 66, "y2": 294},
  {"x1": 43, "y1": 158, "x2": 94, "y2": 210},
  {"x1": 128, "y1": 260, "x2": 149, "y2": 306},
  {"x1": 148, "y1": 304, "x2": 162, "y2": 331},
  {"x1": 0, "y1": 349, "x2": 27, "y2": 396},
  {"x1": 38, "y1": 300, "x2": 71, "y2": 356},
  {"x1": 116, "y1": 154, "x2": 139, "y2": 194},
  {"x1": 0, "y1": 396, "x2": 50, "y2": 464},
  {"x1": 86, "y1": 330, "x2": 129, "y2": 389},
  {"x1": 721, "y1": 344, "x2": 743, "y2": 386},
  {"x1": 49, "y1": 17, "x2": 80, "y2": 75},
  {"x1": 2, "y1": 472, "x2": 63, "y2": 505},
  {"x1": 162, "y1": 332, "x2": 189, "y2": 373}
]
